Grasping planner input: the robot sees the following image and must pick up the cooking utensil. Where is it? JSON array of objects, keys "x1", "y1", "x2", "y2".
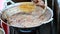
[{"x1": 1, "y1": 0, "x2": 53, "y2": 28}]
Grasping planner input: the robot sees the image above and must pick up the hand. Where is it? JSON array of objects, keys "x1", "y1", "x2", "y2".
[{"x1": 32, "y1": 0, "x2": 45, "y2": 8}]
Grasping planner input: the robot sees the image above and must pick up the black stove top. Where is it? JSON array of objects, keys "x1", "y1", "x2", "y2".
[
  {"x1": 10, "y1": 28, "x2": 40, "y2": 34},
  {"x1": 14, "y1": 30, "x2": 39, "y2": 34}
]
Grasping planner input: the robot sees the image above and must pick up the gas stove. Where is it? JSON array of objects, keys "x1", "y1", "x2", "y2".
[{"x1": 9, "y1": 26, "x2": 40, "y2": 34}]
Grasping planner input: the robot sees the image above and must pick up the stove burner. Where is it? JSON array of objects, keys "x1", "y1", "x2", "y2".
[
  {"x1": 19, "y1": 30, "x2": 32, "y2": 32},
  {"x1": 9, "y1": 26, "x2": 40, "y2": 34}
]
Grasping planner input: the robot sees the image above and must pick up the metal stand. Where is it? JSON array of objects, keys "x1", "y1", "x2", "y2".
[{"x1": 50, "y1": 19, "x2": 56, "y2": 34}]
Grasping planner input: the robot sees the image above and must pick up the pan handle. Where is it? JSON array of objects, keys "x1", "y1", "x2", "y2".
[{"x1": 4, "y1": 0, "x2": 15, "y2": 8}]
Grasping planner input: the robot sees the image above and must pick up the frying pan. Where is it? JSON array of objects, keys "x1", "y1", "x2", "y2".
[{"x1": 1, "y1": 0, "x2": 53, "y2": 32}]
